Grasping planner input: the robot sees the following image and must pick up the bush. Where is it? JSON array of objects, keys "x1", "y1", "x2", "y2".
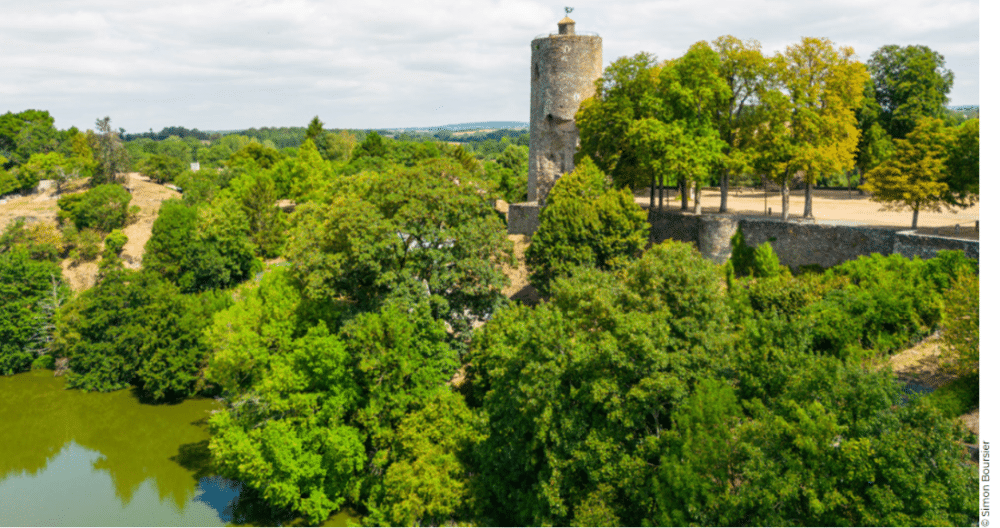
[
  {"x1": 66, "y1": 228, "x2": 102, "y2": 263},
  {"x1": 525, "y1": 156, "x2": 649, "y2": 294},
  {"x1": 102, "y1": 229, "x2": 128, "y2": 258},
  {"x1": 729, "y1": 227, "x2": 788, "y2": 278},
  {"x1": 924, "y1": 375, "x2": 978, "y2": 419},
  {"x1": 143, "y1": 198, "x2": 260, "y2": 293},
  {"x1": 939, "y1": 268, "x2": 978, "y2": 376},
  {"x1": 56, "y1": 183, "x2": 132, "y2": 232},
  {"x1": 0, "y1": 219, "x2": 63, "y2": 262}
]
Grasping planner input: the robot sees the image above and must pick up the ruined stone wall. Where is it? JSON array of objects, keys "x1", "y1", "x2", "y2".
[
  {"x1": 646, "y1": 209, "x2": 978, "y2": 267},
  {"x1": 528, "y1": 34, "x2": 601, "y2": 204}
]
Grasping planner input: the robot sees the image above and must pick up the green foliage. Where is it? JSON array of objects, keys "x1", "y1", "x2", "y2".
[
  {"x1": 139, "y1": 153, "x2": 187, "y2": 183},
  {"x1": 69, "y1": 228, "x2": 102, "y2": 262},
  {"x1": 944, "y1": 117, "x2": 979, "y2": 207},
  {"x1": 0, "y1": 219, "x2": 63, "y2": 262},
  {"x1": 206, "y1": 267, "x2": 462, "y2": 525},
  {"x1": 286, "y1": 158, "x2": 512, "y2": 345},
  {"x1": 729, "y1": 227, "x2": 788, "y2": 278},
  {"x1": 143, "y1": 198, "x2": 260, "y2": 293},
  {"x1": 867, "y1": 44, "x2": 955, "y2": 140},
  {"x1": 234, "y1": 171, "x2": 287, "y2": 258},
  {"x1": 0, "y1": 109, "x2": 61, "y2": 167},
  {"x1": 367, "y1": 389, "x2": 484, "y2": 526},
  {"x1": 939, "y1": 267, "x2": 978, "y2": 376},
  {"x1": 752, "y1": 241, "x2": 784, "y2": 278},
  {"x1": 860, "y1": 117, "x2": 954, "y2": 227},
  {"x1": 102, "y1": 229, "x2": 127, "y2": 259},
  {"x1": 924, "y1": 374, "x2": 978, "y2": 420},
  {"x1": 0, "y1": 248, "x2": 67, "y2": 375},
  {"x1": 468, "y1": 241, "x2": 730, "y2": 525},
  {"x1": 58, "y1": 269, "x2": 230, "y2": 399},
  {"x1": 90, "y1": 117, "x2": 129, "y2": 185},
  {"x1": 728, "y1": 227, "x2": 756, "y2": 277},
  {"x1": 525, "y1": 157, "x2": 649, "y2": 294},
  {"x1": 56, "y1": 184, "x2": 132, "y2": 232},
  {"x1": 31, "y1": 353, "x2": 55, "y2": 370}
]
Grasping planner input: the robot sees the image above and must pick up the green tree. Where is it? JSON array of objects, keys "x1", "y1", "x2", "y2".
[
  {"x1": 56, "y1": 183, "x2": 133, "y2": 232},
  {"x1": 90, "y1": 117, "x2": 129, "y2": 185},
  {"x1": 0, "y1": 109, "x2": 60, "y2": 167},
  {"x1": 860, "y1": 117, "x2": 953, "y2": 228},
  {"x1": 286, "y1": 158, "x2": 513, "y2": 344},
  {"x1": 143, "y1": 198, "x2": 259, "y2": 293},
  {"x1": 576, "y1": 52, "x2": 663, "y2": 190},
  {"x1": 939, "y1": 268, "x2": 978, "y2": 376},
  {"x1": 525, "y1": 156, "x2": 648, "y2": 294},
  {"x1": 139, "y1": 153, "x2": 187, "y2": 183},
  {"x1": 867, "y1": 45, "x2": 955, "y2": 140},
  {"x1": 56, "y1": 269, "x2": 228, "y2": 399},
  {"x1": 711, "y1": 35, "x2": 769, "y2": 212},
  {"x1": 0, "y1": 248, "x2": 68, "y2": 375},
  {"x1": 944, "y1": 117, "x2": 978, "y2": 207},
  {"x1": 779, "y1": 37, "x2": 868, "y2": 219},
  {"x1": 854, "y1": 80, "x2": 896, "y2": 192},
  {"x1": 468, "y1": 241, "x2": 731, "y2": 526}
]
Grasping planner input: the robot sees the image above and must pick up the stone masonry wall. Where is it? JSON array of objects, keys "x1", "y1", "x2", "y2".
[{"x1": 646, "y1": 209, "x2": 978, "y2": 268}]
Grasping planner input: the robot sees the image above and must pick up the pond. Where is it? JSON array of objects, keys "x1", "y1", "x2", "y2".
[{"x1": 0, "y1": 369, "x2": 357, "y2": 527}]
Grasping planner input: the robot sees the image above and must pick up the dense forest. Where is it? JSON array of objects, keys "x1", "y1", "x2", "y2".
[{"x1": 0, "y1": 35, "x2": 981, "y2": 527}]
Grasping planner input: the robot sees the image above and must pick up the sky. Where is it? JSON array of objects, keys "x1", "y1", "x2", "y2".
[{"x1": 1, "y1": 0, "x2": 980, "y2": 133}]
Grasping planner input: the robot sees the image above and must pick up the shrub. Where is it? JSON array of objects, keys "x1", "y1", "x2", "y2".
[
  {"x1": 102, "y1": 229, "x2": 128, "y2": 261},
  {"x1": 939, "y1": 268, "x2": 978, "y2": 376},
  {"x1": 0, "y1": 219, "x2": 63, "y2": 262},
  {"x1": 56, "y1": 183, "x2": 132, "y2": 232},
  {"x1": 526, "y1": 156, "x2": 649, "y2": 294},
  {"x1": 924, "y1": 375, "x2": 978, "y2": 419},
  {"x1": 0, "y1": 248, "x2": 68, "y2": 375}
]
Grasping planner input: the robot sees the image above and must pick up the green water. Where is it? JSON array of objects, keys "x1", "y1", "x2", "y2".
[{"x1": 0, "y1": 370, "x2": 357, "y2": 527}]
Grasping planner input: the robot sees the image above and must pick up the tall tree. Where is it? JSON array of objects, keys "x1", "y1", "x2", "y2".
[
  {"x1": 943, "y1": 117, "x2": 978, "y2": 208},
  {"x1": 655, "y1": 41, "x2": 730, "y2": 214},
  {"x1": 860, "y1": 117, "x2": 953, "y2": 228},
  {"x1": 779, "y1": 37, "x2": 868, "y2": 218},
  {"x1": 576, "y1": 52, "x2": 663, "y2": 191},
  {"x1": 747, "y1": 56, "x2": 797, "y2": 221},
  {"x1": 711, "y1": 35, "x2": 768, "y2": 213},
  {"x1": 91, "y1": 117, "x2": 129, "y2": 185},
  {"x1": 853, "y1": 80, "x2": 895, "y2": 194},
  {"x1": 867, "y1": 45, "x2": 955, "y2": 140}
]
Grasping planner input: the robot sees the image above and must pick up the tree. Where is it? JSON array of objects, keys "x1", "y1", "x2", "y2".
[
  {"x1": 525, "y1": 156, "x2": 648, "y2": 294},
  {"x1": 944, "y1": 117, "x2": 978, "y2": 207},
  {"x1": 55, "y1": 269, "x2": 229, "y2": 399},
  {"x1": 779, "y1": 37, "x2": 868, "y2": 218},
  {"x1": 711, "y1": 35, "x2": 769, "y2": 213},
  {"x1": 860, "y1": 117, "x2": 953, "y2": 228},
  {"x1": 747, "y1": 70, "x2": 798, "y2": 221},
  {"x1": 91, "y1": 117, "x2": 129, "y2": 185},
  {"x1": 0, "y1": 248, "x2": 68, "y2": 375},
  {"x1": 576, "y1": 52, "x2": 663, "y2": 191},
  {"x1": 0, "y1": 109, "x2": 60, "y2": 167},
  {"x1": 853, "y1": 80, "x2": 895, "y2": 193},
  {"x1": 285, "y1": 158, "x2": 513, "y2": 345},
  {"x1": 867, "y1": 45, "x2": 955, "y2": 140},
  {"x1": 939, "y1": 267, "x2": 978, "y2": 376},
  {"x1": 139, "y1": 153, "x2": 187, "y2": 184},
  {"x1": 143, "y1": 198, "x2": 260, "y2": 293},
  {"x1": 468, "y1": 241, "x2": 732, "y2": 526},
  {"x1": 56, "y1": 183, "x2": 133, "y2": 233}
]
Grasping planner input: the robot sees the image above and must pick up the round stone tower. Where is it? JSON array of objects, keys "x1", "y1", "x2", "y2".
[{"x1": 528, "y1": 16, "x2": 602, "y2": 205}]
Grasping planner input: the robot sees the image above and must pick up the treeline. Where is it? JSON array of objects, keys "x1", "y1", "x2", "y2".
[
  {"x1": 0, "y1": 141, "x2": 979, "y2": 526},
  {"x1": 580, "y1": 37, "x2": 979, "y2": 226}
]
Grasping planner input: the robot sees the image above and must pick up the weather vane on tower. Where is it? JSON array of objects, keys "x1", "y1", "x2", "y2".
[{"x1": 565, "y1": 7, "x2": 573, "y2": 15}]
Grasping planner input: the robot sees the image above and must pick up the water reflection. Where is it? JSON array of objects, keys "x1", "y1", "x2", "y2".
[{"x1": 0, "y1": 370, "x2": 358, "y2": 527}]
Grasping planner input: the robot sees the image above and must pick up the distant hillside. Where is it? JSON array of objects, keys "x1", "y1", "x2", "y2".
[{"x1": 384, "y1": 121, "x2": 529, "y2": 133}]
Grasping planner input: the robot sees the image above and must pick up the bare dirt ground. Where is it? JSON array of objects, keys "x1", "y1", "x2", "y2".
[
  {"x1": 0, "y1": 173, "x2": 180, "y2": 292},
  {"x1": 883, "y1": 333, "x2": 979, "y2": 436},
  {"x1": 636, "y1": 187, "x2": 980, "y2": 239}
]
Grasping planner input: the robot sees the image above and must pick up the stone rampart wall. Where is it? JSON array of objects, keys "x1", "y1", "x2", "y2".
[{"x1": 646, "y1": 209, "x2": 978, "y2": 268}]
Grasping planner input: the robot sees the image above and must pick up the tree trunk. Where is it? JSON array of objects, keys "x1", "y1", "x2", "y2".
[
  {"x1": 912, "y1": 206, "x2": 919, "y2": 229},
  {"x1": 719, "y1": 170, "x2": 729, "y2": 213},
  {"x1": 781, "y1": 178, "x2": 790, "y2": 222},
  {"x1": 803, "y1": 180, "x2": 813, "y2": 218},
  {"x1": 694, "y1": 181, "x2": 702, "y2": 215},
  {"x1": 680, "y1": 177, "x2": 689, "y2": 211},
  {"x1": 658, "y1": 174, "x2": 664, "y2": 211},
  {"x1": 649, "y1": 172, "x2": 656, "y2": 211}
]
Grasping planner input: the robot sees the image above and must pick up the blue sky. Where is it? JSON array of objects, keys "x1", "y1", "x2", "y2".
[{"x1": 1, "y1": 0, "x2": 979, "y2": 132}]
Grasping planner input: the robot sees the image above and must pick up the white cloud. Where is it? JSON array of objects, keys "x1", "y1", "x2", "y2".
[{"x1": 0, "y1": 0, "x2": 979, "y2": 131}]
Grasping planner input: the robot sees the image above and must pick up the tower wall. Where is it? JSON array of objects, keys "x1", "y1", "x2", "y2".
[{"x1": 528, "y1": 32, "x2": 602, "y2": 204}]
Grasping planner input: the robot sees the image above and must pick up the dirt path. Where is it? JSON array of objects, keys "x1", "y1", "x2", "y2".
[{"x1": 637, "y1": 187, "x2": 979, "y2": 239}]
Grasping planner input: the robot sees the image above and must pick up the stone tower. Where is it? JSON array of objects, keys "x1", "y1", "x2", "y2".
[{"x1": 528, "y1": 15, "x2": 602, "y2": 205}]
